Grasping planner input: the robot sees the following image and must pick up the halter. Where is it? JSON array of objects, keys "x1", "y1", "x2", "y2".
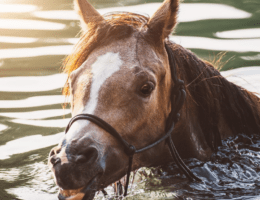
[{"x1": 63, "y1": 44, "x2": 201, "y2": 200}]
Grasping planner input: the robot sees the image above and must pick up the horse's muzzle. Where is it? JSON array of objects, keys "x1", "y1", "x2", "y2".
[
  {"x1": 57, "y1": 175, "x2": 99, "y2": 200},
  {"x1": 48, "y1": 138, "x2": 105, "y2": 200}
]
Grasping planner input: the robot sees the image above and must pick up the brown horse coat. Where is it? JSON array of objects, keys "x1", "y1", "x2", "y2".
[{"x1": 48, "y1": 0, "x2": 260, "y2": 199}]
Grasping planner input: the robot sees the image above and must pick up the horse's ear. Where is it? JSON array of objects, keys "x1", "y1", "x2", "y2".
[
  {"x1": 74, "y1": 0, "x2": 105, "y2": 30},
  {"x1": 147, "y1": 0, "x2": 179, "y2": 43}
]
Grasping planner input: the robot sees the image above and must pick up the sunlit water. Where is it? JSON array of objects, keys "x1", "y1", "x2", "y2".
[
  {"x1": 216, "y1": 28, "x2": 260, "y2": 39},
  {"x1": 0, "y1": 19, "x2": 66, "y2": 30},
  {"x1": 33, "y1": 3, "x2": 251, "y2": 22},
  {"x1": 0, "y1": 4, "x2": 37, "y2": 13},
  {"x1": 0, "y1": 0, "x2": 260, "y2": 199}
]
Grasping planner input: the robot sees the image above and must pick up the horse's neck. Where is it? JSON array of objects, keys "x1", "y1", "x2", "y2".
[{"x1": 170, "y1": 43, "x2": 260, "y2": 160}]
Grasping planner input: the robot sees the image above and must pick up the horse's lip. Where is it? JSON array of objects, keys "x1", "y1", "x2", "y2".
[
  {"x1": 58, "y1": 187, "x2": 85, "y2": 200},
  {"x1": 58, "y1": 175, "x2": 99, "y2": 200}
]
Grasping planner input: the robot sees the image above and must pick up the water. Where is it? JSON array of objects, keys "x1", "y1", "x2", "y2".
[{"x1": 0, "y1": 0, "x2": 259, "y2": 199}]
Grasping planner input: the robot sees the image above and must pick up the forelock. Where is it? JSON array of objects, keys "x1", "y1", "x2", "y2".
[{"x1": 62, "y1": 12, "x2": 150, "y2": 96}]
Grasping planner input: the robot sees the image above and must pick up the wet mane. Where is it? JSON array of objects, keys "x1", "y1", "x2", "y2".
[{"x1": 168, "y1": 42, "x2": 260, "y2": 151}]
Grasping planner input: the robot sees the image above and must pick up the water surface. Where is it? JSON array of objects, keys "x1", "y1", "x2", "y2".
[{"x1": 0, "y1": 0, "x2": 260, "y2": 199}]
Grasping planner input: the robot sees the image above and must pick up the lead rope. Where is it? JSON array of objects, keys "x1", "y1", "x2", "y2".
[{"x1": 124, "y1": 156, "x2": 133, "y2": 196}]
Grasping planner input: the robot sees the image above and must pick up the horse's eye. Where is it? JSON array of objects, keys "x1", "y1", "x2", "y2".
[{"x1": 140, "y1": 82, "x2": 155, "y2": 96}]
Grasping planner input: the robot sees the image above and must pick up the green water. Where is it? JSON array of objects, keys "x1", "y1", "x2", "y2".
[{"x1": 0, "y1": 0, "x2": 259, "y2": 199}]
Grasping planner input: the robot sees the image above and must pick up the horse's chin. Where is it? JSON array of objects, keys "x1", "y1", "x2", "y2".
[
  {"x1": 57, "y1": 176, "x2": 99, "y2": 200},
  {"x1": 58, "y1": 187, "x2": 85, "y2": 200}
]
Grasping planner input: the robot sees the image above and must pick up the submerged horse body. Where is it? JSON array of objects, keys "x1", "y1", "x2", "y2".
[{"x1": 48, "y1": 0, "x2": 260, "y2": 199}]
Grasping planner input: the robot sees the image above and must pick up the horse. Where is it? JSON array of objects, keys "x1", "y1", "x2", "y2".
[{"x1": 48, "y1": 0, "x2": 260, "y2": 199}]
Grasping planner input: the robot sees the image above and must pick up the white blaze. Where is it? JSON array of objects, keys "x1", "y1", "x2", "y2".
[
  {"x1": 83, "y1": 52, "x2": 123, "y2": 114},
  {"x1": 66, "y1": 52, "x2": 122, "y2": 140}
]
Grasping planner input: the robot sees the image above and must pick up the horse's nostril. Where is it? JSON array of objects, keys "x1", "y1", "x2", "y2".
[
  {"x1": 49, "y1": 147, "x2": 61, "y2": 157},
  {"x1": 50, "y1": 149, "x2": 55, "y2": 157},
  {"x1": 50, "y1": 156, "x2": 61, "y2": 166},
  {"x1": 56, "y1": 149, "x2": 61, "y2": 154},
  {"x1": 76, "y1": 147, "x2": 98, "y2": 164},
  {"x1": 75, "y1": 155, "x2": 87, "y2": 163}
]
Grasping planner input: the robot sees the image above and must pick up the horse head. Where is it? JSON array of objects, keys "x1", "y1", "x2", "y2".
[{"x1": 48, "y1": 0, "x2": 200, "y2": 199}]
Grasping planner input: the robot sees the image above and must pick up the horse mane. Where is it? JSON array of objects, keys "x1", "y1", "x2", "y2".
[{"x1": 167, "y1": 42, "x2": 260, "y2": 151}]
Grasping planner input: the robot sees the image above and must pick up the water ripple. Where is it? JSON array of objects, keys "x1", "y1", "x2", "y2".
[
  {"x1": 0, "y1": 95, "x2": 66, "y2": 108},
  {"x1": 0, "y1": 36, "x2": 38, "y2": 44},
  {"x1": 121, "y1": 134, "x2": 260, "y2": 200},
  {"x1": 241, "y1": 54, "x2": 260, "y2": 61},
  {"x1": 2, "y1": 36, "x2": 259, "y2": 60},
  {"x1": 11, "y1": 119, "x2": 70, "y2": 128},
  {"x1": 0, "y1": 124, "x2": 8, "y2": 133},
  {"x1": 5, "y1": 162, "x2": 58, "y2": 200},
  {"x1": 216, "y1": 28, "x2": 260, "y2": 39},
  {"x1": 0, "y1": 19, "x2": 66, "y2": 30},
  {"x1": 0, "y1": 36, "x2": 78, "y2": 44},
  {"x1": 172, "y1": 36, "x2": 260, "y2": 52},
  {"x1": 0, "y1": 74, "x2": 67, "y2": 92},
  {"x1": 33, "y1": 3, "x2": 251, "y2": 22},
  {"x1": 0, "y1": 4, "x2": 37, "y2": 13},
  {"x1": 0, "y1": 109, "x2": 71, "y2": 120},
  {"x1": 0, "y1": 45, "x2": 73, "y2": 59},
  {"x1": 0, "y1": 132, "x2": 64, "y2": 160},
  {"x1": 221, "y1": 67, "x2": 260, "y2": 95}
]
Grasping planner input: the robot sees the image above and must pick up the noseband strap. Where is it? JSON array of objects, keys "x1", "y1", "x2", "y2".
[
  {"x1": 64, "y1": 44, "x2": 201, "y2": 199},
  {"x1": 66, "y1": 113, "x2": 175, "y2": 157},
  {"x1": 65, "y1": 113, "x2": 176, "y2": 197}
]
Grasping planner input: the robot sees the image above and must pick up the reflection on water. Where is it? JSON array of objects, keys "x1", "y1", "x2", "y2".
[
  {"x1": 33, "y1": 10, "x2": 78, "y2": 21},
  {"x1": 0, "y1": 4, "x2": 37, "y2": 13},
  {"x1": 0, "y1": 168, "x2": 20, "y2": 182},
  {"x1": 0, "y1": 132, "x2": 64, "y2": 160},
  {"x1": 5, "y1": 162, "x2": 58, "y2": 200},
  {"x1": 221, "y1": 67, "x2": 260, "y2": 96},
  {"x1": 1, "y1": 36, "x2": 259, "y2": 60},
  {"x1": 222, "y1": 66, "x2": 260, "y2": 77},
  {"x1": 0, "y1": 36, "x2": 38, "y2": 44},
  {"x1": 127, "y1": 134, "x2": 260, "y2": 200},
  {"x1": 216, "y1": 28, "x2": 260, "y2": 39},
  {"x1": 33, "y1": 3, "x2": 251, "y2": 22},
  {"x1": 0, "y1": 45, "x2": 73, "y2": 59},
  {"x1": 11, "y1": 118, "x2": 70, "y2": 128},
  {"x1": 241, "y1": 54, "x2": 260, "y2": 61},
  {"x1": 0, "y1": 19, "x2": 66, "y2": 30},
  {"x1": 0, "y1": 124, "x2": 8, "y2": 132},
  {"x1": 0, "y1": 0, "x2": 260, "y2": 199},
  {"x1": 0, "y1": 74, "x2": 67, "y2": 92},
  {"x1": 7, "y1": 187, "x2": 57, "y2": 200},
  {"x1": 0, "y1": 95, "x2": 66, "y2": 108},
  {"x1": 3, "y1": 35, "x2": 257, "y2": 60},
  {"x1": 172, "y1": 36, "x2": 260, "y2": 52},
  {"x1": 0, "y1": 109, "x2": 71, "y2": 120},
  {"x1": 0, "y1": 36, "x2": 77, "y2": 44},
  {"x1": 178, "y1": 3, "x2": 251, "y2": 21}
]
